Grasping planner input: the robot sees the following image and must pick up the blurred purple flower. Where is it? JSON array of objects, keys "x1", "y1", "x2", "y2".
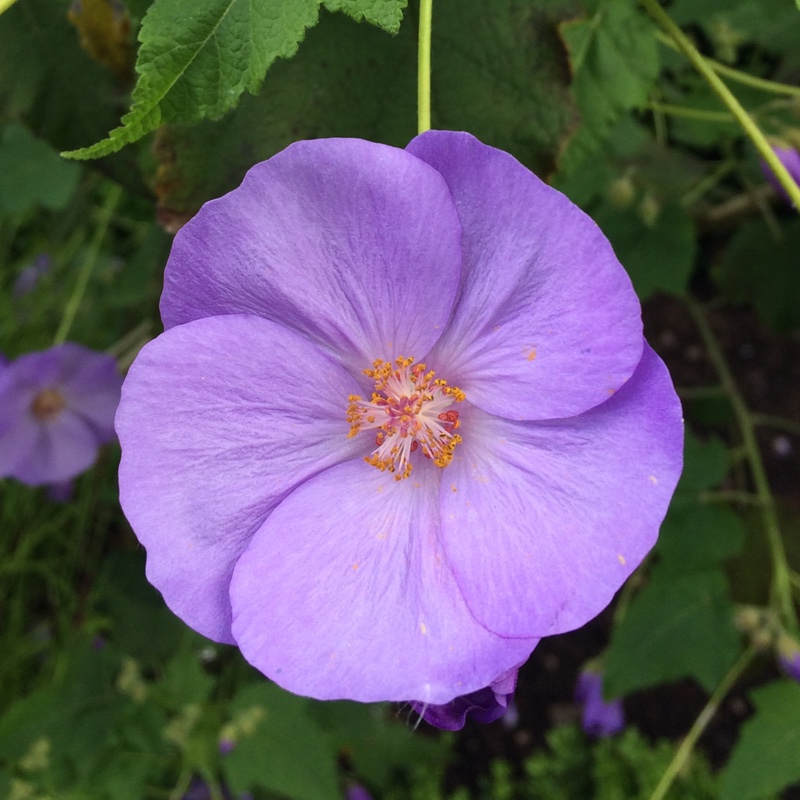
[
  {"x1": 46, "y1": 479, "x2": 75, "y2": 503},
  {"x1": 0, "y1": 343, "x2": 122, "y2": 485},
  {"x1": 346, "y1": 785, "x2": 374, "y2": 800},
  {"x1": 182, "y1": 778, "x2": 240, "y2": 800},
  {"x1": 760, "y1": 145, "x2": 800, "y2": 204},
  {"x1": 117, "y1": 132, "x2": 683, "y2": 712},
  {"x1": 576, "y1": 669, "x2": 625, "y2": 737},
  {"x1": 412, "y1": 665, "x2": 518, "y2": 731},
  {"x1": 13, "y1": 253, "x2": 52, "y2": 297}
]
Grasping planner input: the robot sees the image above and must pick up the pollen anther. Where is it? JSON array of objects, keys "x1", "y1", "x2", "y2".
[{"x1": 347, "y1": 357, "x2": 465, "y2": 480}]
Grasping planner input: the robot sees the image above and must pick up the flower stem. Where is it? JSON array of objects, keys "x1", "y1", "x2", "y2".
[
  {"x1": 648, "y1": 101, "x2": 734, "y2": 124},
  {"x1": 417, "y1": 0, "x2": 433, "y2": 134},
  {"x1": 647, "y1": 645, "x2": 757, "y2": 800},
  {"x1": 638, "y1": 0, "x2": 800, "y2": 211},
  {"x1": 688, "y1": 300, "x2": 798, "y2": 631},
  {"x1": 0, "y1": 0, "x2": 19, "y2": 15},
  {"x1": 53, "y1": 183, "x2": 122, "y2": 346},
  {"x1": 655, "y1": 31, "x2": 800, "y2": 99}
]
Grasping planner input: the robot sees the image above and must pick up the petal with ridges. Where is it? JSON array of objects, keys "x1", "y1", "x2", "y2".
[
  {"x1": 407, "y1": 130, "x2": 643, "y2": 421},
  {"x1": 230, "y1": 458, "x2": 537, "y2": 704},
  {"x1": 439, "y1": 344, "x2": 683, "y2": 638},
  {"x1": 116, "y1": 314, "x2": 366, "y2": 644},
  {"x1": 161, "y1": 139, "x2": 463, "y2": 373}
]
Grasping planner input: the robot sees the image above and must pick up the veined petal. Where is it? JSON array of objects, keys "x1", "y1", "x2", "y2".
[
  {"x1": 116, "y1": 314, "x2": 365, "y2": 644},
  {"x1": 439, "y1": 344, "x2": 682, "y2": 638},
  {"x1": 407, "y1": 130, "x2": 642, "y2": 421},
  {"x1": 229, "y1": 458, "x2": 538, "y2": 704},
  {"x1": 160, "y1": 139, "x2": 463, "y2": 373}
]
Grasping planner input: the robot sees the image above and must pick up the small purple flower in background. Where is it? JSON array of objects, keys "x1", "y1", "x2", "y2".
[
  {"x1": 0, "y1": 343, "x2": 122, "y2": 485},
  {"x1": 576, "y1": 668, "x2": 625, "y2": 737},
  {"x1": 412, "y1": 665, "x2": 518, "y2": 731},
  {"x1": 116, "y1": 132, "x2": 683, "y2": 721},
  {"x1": 181, "y1": 778, "x2": 247, "y2": 800},
  {"x1": 345, "y1": 785, "x2": 374, "y2": 800},
  {"x1": 777, "y1": 635, "x2": 800, "y2": 683},
  {"x1": 760, "y1": 144, "x2": 800, "y2": 204},
  {"x1": 13, "y1": 253, "x2": 52, "y2": 297}
]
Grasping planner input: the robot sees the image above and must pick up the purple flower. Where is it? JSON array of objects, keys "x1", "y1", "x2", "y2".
[
  {"x1": 182, "y1": 778, "x2": 240, "y2": 800},
  {"x1": 777, "y1": 635, "x2": 800, "y2": 683},
  {"x1": 14, "y1": 253, "x2": 52, "y2": 297},
  {"x1": 116, "y1": 132, "x2": 683, "y2": 710},
  {"x1": 576, "y1": 669, "x2": 625, "y2": 737},
  {"x1": 0, "y1": 343, "x2": 122, "y2": 485},
  {"x1": 760, "y1": 145, "x2": 800, "y2": 204},
  {"x1": 346, "y1": 786, "x2": 374, "y2": 800},
  {"x1": 412, "y1": 665, "x2": 518, "y2": 731}
]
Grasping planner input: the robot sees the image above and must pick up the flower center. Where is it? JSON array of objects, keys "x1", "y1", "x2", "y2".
[
  {"x1": 31, "y1": 388, "x2": 66, "y2": 422},
  {"x1": 347, "y1": 357, "x2": 465, "y2": 480}
]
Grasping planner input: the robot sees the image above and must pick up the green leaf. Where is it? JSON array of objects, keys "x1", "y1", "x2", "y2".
[
  {"x1": 310, "y1": 701, "x2": 449, "y2": 789},
  {"x1": 675, "y1": 432, "x2": 730, "y2": 500},
  {"x1": 322, "y1": 0, "x2": 406, "y2": 32},
  {"x1": 65, "y1": 0, "x2": 323, "y2": 159},
  {"x1": 156, "y1": 648, "x2": 215, "y2": 710},
  {"x1": 95, "y1": 551, "x2": 186, "y2": 664},
  {"x1": 65, "y1": 0, "x2": 409, "y2": 160},
  {"x1": 559, "y1": 0, "x2": 659, "y2": 173},
  {"x1": 720, "y1": 681, "x2": 800, "y2": 800},
  {"x1": 153, "y1": 1, "x2": 577, "y2": 219},
  {"x1": 656, "y1": 503, "x2": 745, "y2": 571},
  {"x1": 716, "y1": 217, "x2": 800, "y2": 333},
  {"x1": 605, "y1": 567, "x2": 740, "y2": 696},
  {"x1": 592, "y1": 202, "x2": 695, "y2": 300},
  {"x1": 0, "y1": 0, "x2": 120, "y2": 151},
  {"x1": 0, "y1": 124, "x2": 81, "y2": 213},
  {"x1": 222, "y1": 683, "x2": 339, "y2": 800}
]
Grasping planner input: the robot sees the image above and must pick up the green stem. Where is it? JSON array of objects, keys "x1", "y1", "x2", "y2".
[
  {"x1": 751, "y1": 412, "x2": 800, "y2": 439},
  {"x1": 417, "y1": 0, "x2": 433, "y2": 134},
  {"x1": 649, "y1": 101, "x2": 733, "y2": 124},
  {"x1": 655, "y1": 31, "x2": 800, "y2": 99},
  {"x1": 681, "y1": 160, "x2": 736, "y2": 208},
  {"x1": 688, "y1": 300, "x2": 797, "y2": 630},
  {"x1": 648, "y1": 646, "x2": 757, "y2": 800},
  {"x1": 0, "y1": 0, "x2": 20, "y2": 14},
  {"x1": 53, "y1": 184, "x2": 122, "y2": 346},
  {"x1": 699, "y1": 489, "x2": 762, "y2": 506},
  {"x1": 639, "y1": 0, "x2": 800, "y2": 211}
]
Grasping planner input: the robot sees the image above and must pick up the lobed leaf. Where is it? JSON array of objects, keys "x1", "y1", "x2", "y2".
[
  {"x1": 322, "y1": 0, "x2": 406, "y2": 33},
  {"x1": 64, "y1": 0, "x2": 410, "y2": 160},
  {"x1": 604, "y1": 567, "x2": 740, "y2": 696},
  {"x1": 558, "y1": 0, "x2": 659, "y2": 174}
]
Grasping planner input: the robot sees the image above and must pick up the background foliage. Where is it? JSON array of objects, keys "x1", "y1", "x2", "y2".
[{"x1": 2, "y1": 0, "x2": 800, "y2": 797}]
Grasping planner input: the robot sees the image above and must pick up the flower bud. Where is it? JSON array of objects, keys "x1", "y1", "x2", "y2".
[{"x1": 777, "y1": 634, "x2": 800, "y2": 682}]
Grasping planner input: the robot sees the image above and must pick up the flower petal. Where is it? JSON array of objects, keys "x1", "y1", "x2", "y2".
[
  {"x1": 407, "y1": 130, "x2": 643, "y2": 420},
  {"x1": 57, "y1": 344, "x2": 122, "y2": 440},
  {"x1": 116, "y1": 314, "x2": 366, "y2": 644},
  {"x1": 229, "y1": 458, "x2": 537, "y2": 704},
  {"x1": 439, "y1": 344, "x2": 683, "y2": 638},
  {"x1": 160, "y1": 139, "x2": 463, "y2": 373}
]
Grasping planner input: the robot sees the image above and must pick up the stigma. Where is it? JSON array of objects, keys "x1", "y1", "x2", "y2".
[
  {"x1": 347, "y1": 357, "x2": 465, "y2": 480},
  {"x1": 31, "y1": 388, "x2": 66, "y2": 422}
]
